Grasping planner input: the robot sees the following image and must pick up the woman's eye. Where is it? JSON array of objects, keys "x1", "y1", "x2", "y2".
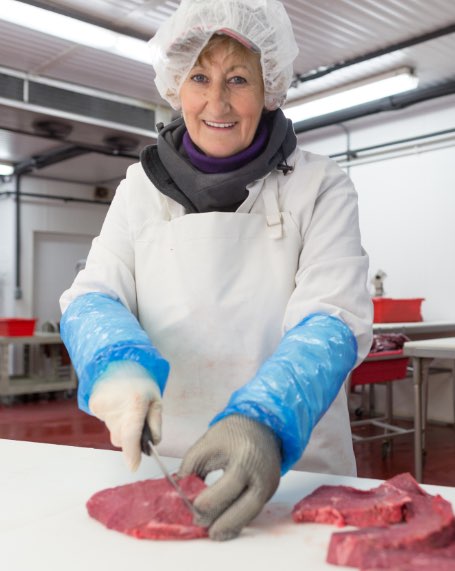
[
  {"x1": 191, "y1": 74, "x2": 208, "y2": 83},
  {"x1": 228, "y1": 76, "x2": 247, "y2": 85}
]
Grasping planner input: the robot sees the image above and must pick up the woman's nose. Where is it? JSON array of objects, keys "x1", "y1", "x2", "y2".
[{"x1": 205, "y1": 82, "x2": 230, "y2": 113}]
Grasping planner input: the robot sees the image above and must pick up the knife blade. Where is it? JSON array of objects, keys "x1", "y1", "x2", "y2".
[{"x1": 141, "y1": 422, "x2": 199, "y2": 518}]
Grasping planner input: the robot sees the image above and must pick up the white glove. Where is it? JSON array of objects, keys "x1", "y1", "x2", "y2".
[{"x1": 89, "y1": 361, "x2": 162, "y2": 471}]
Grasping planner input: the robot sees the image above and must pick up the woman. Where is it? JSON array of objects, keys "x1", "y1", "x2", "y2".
[{"x1": 60, "y1": 0, "x2": 372, "y2": 541}]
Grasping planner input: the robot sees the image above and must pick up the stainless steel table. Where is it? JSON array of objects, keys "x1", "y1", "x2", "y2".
[
  {"x1": 373, "y1": 320, "x2": 455, "y2": 340},
  {"x1": 403, "y1": 337, "x2": 455, "y2": 482}
]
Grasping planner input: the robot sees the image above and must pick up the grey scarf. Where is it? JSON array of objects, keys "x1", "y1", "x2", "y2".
[{"x1": 140, "y1": 108, "x2": 297, "y2": 213}]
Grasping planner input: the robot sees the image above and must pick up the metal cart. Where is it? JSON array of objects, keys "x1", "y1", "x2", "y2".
[
  {"x1": 348, "y1": 350, "x2": 414, "y2": 457},
  {"x1": 0, "y1": 332, "x2": 77, "y2": 404}
]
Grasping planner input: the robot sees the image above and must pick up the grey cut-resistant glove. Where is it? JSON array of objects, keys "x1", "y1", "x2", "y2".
[{"x1": 177, "y1": 414, "x2": 282, "y2": 541}]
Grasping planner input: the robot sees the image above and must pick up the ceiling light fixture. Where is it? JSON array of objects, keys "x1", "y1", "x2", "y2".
[
  {"x1": 0, "y1": 163, "x2": 14, "y2": 176},
  {"x1": 1, "y1": 0, "x2": 151, "y2": 64},
  {"x1": 284, "y1": 68, "x2": 419, "y2": 123}
]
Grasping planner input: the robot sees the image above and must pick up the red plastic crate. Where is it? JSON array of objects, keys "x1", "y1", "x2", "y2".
[
  {"x1": 351, "y1": 350, "x2": 409, "y2": 387},
  {"x1": 372, "y1": 297, "x2": 424, "y2": 323},
  {"x1": 0, "y1": 318, "x2": 37, "y2": 336}
]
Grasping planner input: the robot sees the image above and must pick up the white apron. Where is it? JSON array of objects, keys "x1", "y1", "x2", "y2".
[{"x1": 134, "y1": 173, "x2": 356, "y2": 476}]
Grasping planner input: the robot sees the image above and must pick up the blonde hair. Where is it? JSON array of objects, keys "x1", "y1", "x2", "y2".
[{"x1": 196, "y1": 34, "x2": 262, "y2": 74}]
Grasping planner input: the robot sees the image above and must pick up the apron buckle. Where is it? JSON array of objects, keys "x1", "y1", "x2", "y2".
[{"x1": 266, "y1": 213, "x2": 283, "y2": 239}]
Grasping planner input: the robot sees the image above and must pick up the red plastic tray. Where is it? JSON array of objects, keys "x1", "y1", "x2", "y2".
[
  {"x1": 351, "y1": 350, "x2": 409, "y2": 387},
  {"x1": 0, "y1": 318, "x2": 37, "y2": 336},
  {"x1": 372, "y1": 297, "x2": 424, "y2": 323}
]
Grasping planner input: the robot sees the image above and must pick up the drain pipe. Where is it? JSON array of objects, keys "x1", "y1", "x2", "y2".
[
  {"x1": 337, "y1": 123, "x2": 353, "y2": 175},
  {"x1": 14, "y1": 173, "x2": 22, "y2": 300}
]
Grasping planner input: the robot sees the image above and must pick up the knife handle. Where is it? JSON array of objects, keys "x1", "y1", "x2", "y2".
[{"x1": 140, "y1": 421, "x2": 154, "y2": 456}]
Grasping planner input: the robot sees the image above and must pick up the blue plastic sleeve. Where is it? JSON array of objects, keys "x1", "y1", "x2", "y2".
[
  {"x1": 210, "y1": 313, "x2": 357, "y2": 474},
  {"x1": 60, "y1": 292, "x2": 170, "y2": 414}
]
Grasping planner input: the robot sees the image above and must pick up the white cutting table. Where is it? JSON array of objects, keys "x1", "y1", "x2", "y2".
[
  {"x1": 403, "y1": 337, "x2": 455, "y2": 483},
  {"x1": 1, "y1": 440, "x2": 455, "y2": 571}
]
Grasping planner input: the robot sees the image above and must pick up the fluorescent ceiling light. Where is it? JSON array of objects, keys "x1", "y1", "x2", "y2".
[
  {"x1": 0, "y1": 163, "x2": 14, "y2": 176},
  {"x1": 284, "y1": 68, "x2": 419, "y2": 123},
  {"x1": 1, "y1": 0, "x2": 151, "y2": 64}
]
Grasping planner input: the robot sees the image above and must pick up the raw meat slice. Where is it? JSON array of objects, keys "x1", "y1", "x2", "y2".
[
  {"x1": 327, "y1": 474, "x2": 455, "y2": 568},
  {"x1": 388, "y1": 561, "x2": 455, "y2": 571},
  {"x1": 87, "y1": 474, "x2": 208, "y2": 540},
  {"x1": 292, "y1": 481, "x2": 410, "y2": 527},
  {"x1": 363, "y1": 542, "x2": 455, "y2": 570},
  {"x1": 292, "y1": 473, "x2": 455, "y2": 571},
  {"x1": 387, "y1": 561, "x2": 455, "y2": 571}
]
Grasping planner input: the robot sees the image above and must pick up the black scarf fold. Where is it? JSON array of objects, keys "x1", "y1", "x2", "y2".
[{"x1": 140, "y1": 108, "x2": 297, "y2": 213}]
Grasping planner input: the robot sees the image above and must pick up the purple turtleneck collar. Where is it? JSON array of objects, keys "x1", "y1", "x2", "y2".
[{"x1": 182, "y1": 118, "x2": 268, "y2": 174}]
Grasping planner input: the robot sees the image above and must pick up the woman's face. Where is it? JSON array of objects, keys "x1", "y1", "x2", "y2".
[{"x1": 179, "y1": 41, "x2": 265, "y2": 158}]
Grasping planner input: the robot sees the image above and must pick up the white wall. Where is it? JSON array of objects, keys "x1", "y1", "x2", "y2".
[
  {"x1": 0, "y1": 176, "x2": 108, "y2": 322},
  {"x1": 355, "y1": 146, "x2": 455, "y2": 320},
  {"x1": 298, "y1": 94, "x2": 455, "y2": 321},
  {"x1": 298, "y1": 94, "x2": 455, "y2": 423}
]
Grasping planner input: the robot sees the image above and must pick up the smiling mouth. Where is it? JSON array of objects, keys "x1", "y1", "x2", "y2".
[{"x1": 203, "y1": 120, "x2": 236, "y2": 129}]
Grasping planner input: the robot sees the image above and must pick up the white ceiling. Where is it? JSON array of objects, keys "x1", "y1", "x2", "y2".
[{"x1": 0, "y1": 0, "x2": 454, "y2": 188}]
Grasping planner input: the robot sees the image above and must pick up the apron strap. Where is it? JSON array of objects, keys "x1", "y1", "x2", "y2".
[{"x1": 262, "y1": 175, "x2": 283, "y2": 240}]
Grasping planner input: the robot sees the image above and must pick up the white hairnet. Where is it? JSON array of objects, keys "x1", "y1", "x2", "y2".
[{"x1": 148, "y1": 0, "x2": 298, "y2": 111}]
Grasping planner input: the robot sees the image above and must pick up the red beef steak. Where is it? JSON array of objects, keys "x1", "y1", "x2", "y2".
[
  {"x1": 293, "y1": 472, "x2": 455, "y2": 570},
  {"x1": 327, "y1": 473, "x2": 455, "y2": 568},
  {"x1": 292, "y1": 479, "x2": 411, "y2": 527},
  {"x1": 87, "y1": 474, "x2": 208, "y2": 540},
  {"x1": 363, "y1": 541, "x2": 455, "y2": 571}
]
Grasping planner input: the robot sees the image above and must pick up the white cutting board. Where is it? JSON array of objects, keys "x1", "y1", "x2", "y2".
[{"x1": 1, "y1": 439, "x2": 454, "y2": 571}]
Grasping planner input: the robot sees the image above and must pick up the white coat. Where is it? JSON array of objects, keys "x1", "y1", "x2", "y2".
[{"x1": 60, "y1": 147, "x2": 373, "y2": 475}]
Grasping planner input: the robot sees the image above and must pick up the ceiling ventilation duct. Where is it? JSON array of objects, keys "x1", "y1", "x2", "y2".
[
  {"x1": 28, "y1": 82, "x2": 155, "y2": 130},
  {"x1": 0, "y1": 68, "x2": 158, "y2": 137}
]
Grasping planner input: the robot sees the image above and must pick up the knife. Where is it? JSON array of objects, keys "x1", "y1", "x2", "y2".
[{"x1": 140, "y1": 422, "x2": 199, "y2": 518}]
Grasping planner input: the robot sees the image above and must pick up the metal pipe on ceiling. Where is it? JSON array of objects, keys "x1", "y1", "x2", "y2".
[
  {"x1": 13, "y1": 147, "x2": 91, "y2": 177},
  {"x1": 293, "y1": 80, "x2": 455, "y2": 134},
  {"x1": 0, "y1": 190, "x2": 111, "y2": 205},
  {"x1": 12, "y1": 143, "x2": 139, "y2": 177},
  {"x1": 0, "y1": 122, "x2": 145, "y2": 158},
  {"x1": 294, "y1": 23, "x2": 455, "y2": 85},
  {"x1": 328, "y1": 128, "x2": 455, "y2": 161}
]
